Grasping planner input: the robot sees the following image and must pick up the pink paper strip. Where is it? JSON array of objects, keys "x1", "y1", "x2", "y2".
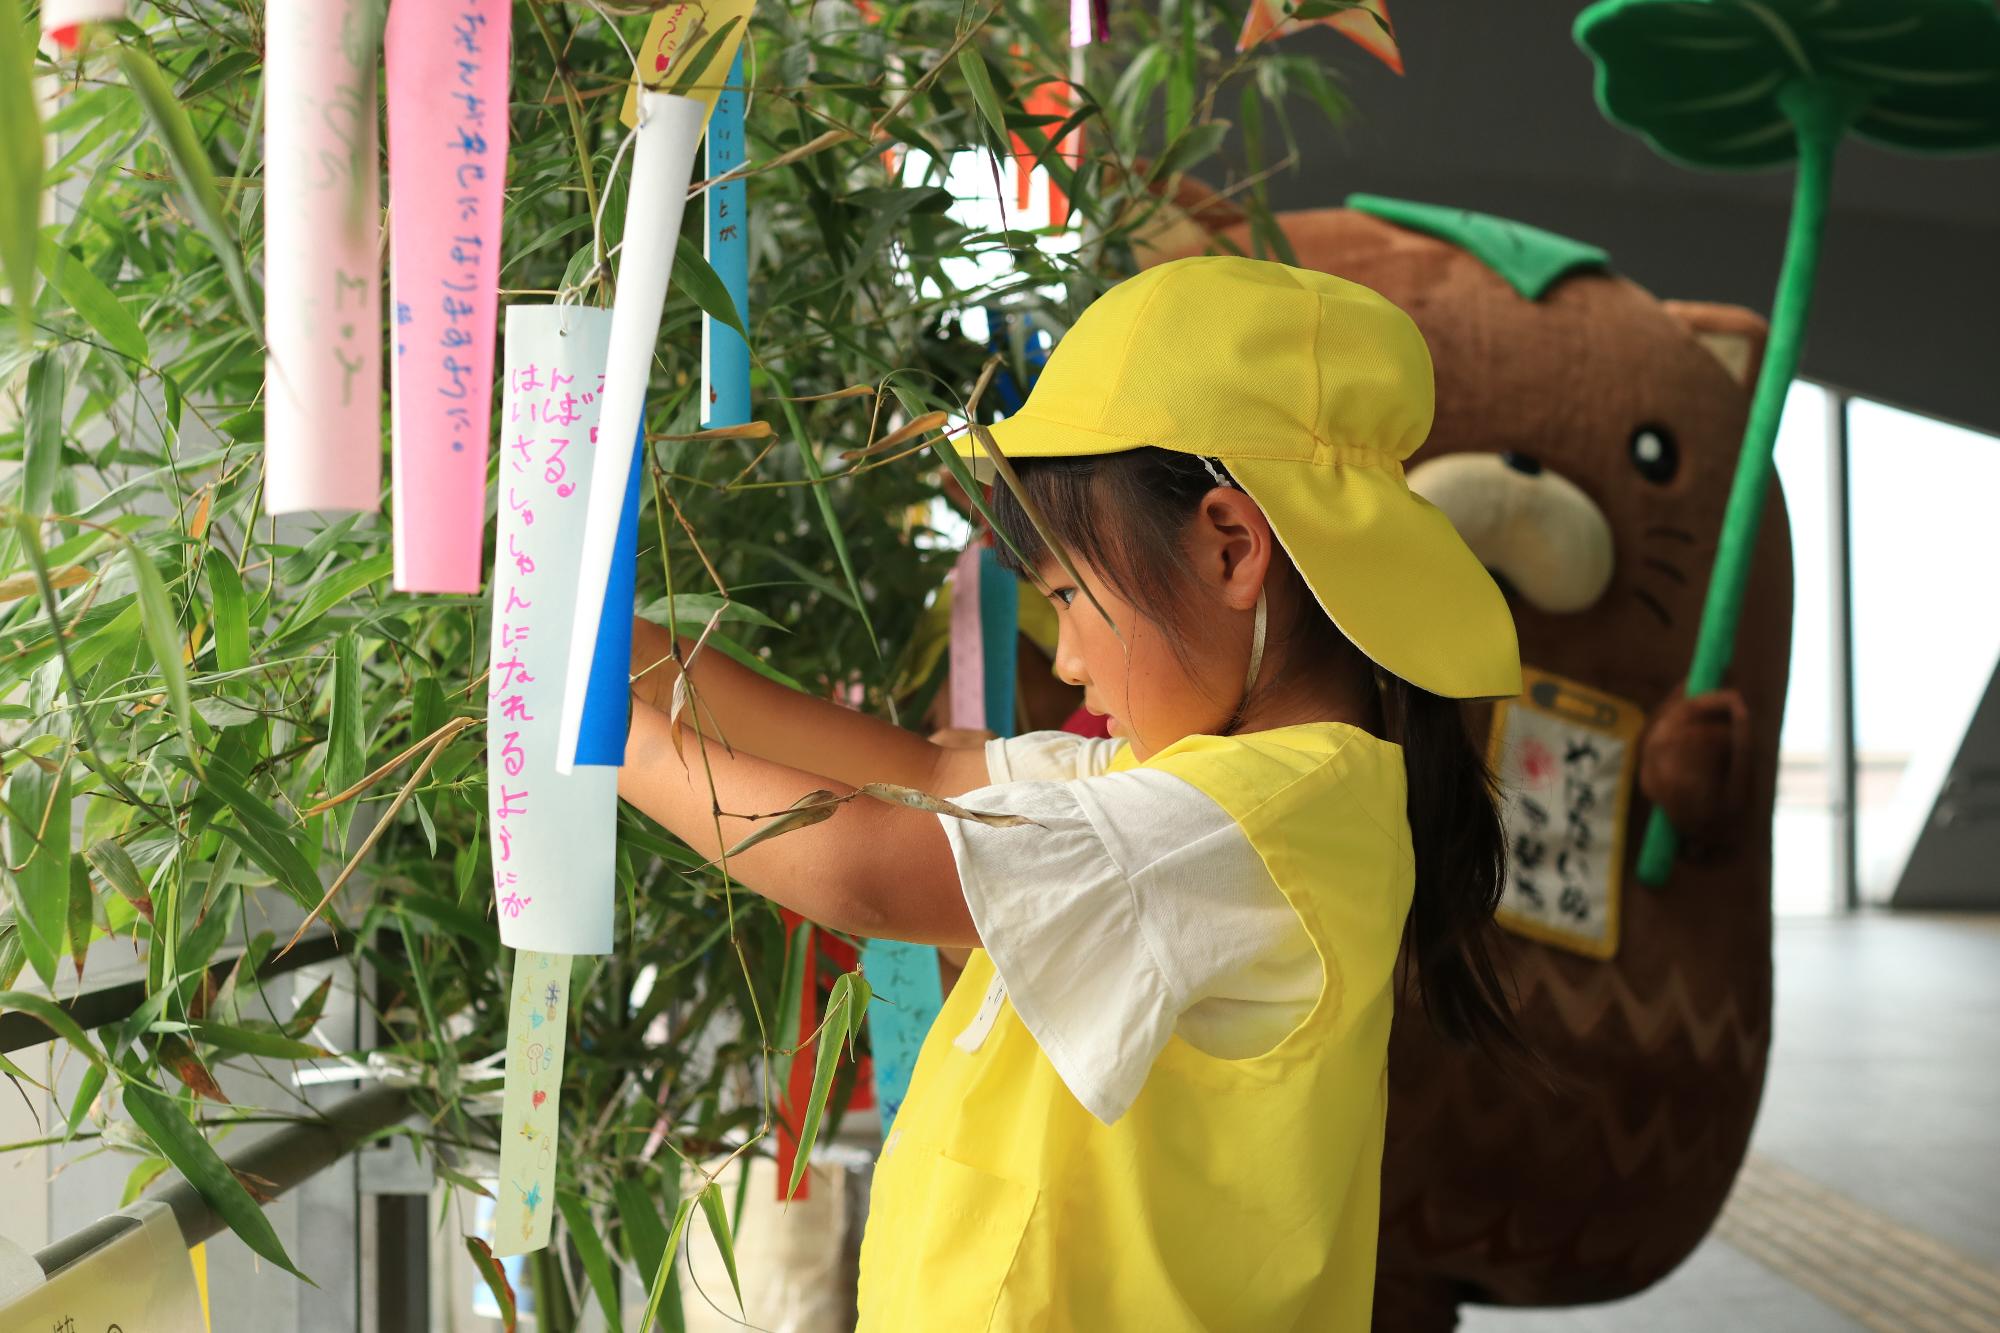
[
  {"x1": 263, "y1": 0, "x2": 382, "y2": 515},
  {"x1": 387, "y1": 0, "x2": 512, "y2": 593},
  {"x1": 948, "y1": 542, "x2": 986, "y2": 730}
]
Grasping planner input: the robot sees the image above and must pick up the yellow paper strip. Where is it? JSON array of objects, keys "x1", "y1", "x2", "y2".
[
  {"x1": 619, "y1": 0, "x2": 757, "y2": 130},
  {"x1": 493, "y1": 948, "x2": 573, "y2": 1256}
]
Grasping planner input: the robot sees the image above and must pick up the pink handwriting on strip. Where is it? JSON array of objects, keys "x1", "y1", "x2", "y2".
[{"x1": 387, "y1": 0, "x2": 513, "y2": 593}]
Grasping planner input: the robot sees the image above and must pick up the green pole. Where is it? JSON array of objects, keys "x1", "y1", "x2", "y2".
[{"x1": 1635, "y1": 80, "x2": 1852, "y2": 886}]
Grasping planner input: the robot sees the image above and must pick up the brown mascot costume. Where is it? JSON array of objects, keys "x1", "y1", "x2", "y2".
[{"x1": 1142, "y1": 194, "x2": 1793, "y2": 1328}]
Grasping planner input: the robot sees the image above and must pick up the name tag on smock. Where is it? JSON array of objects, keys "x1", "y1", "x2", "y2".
[
  {"x1": 953, "y1": 973, "x2": 1009, "y2": 1053},
  {"x1": 1488, "y1": 667, "x2": 1643, "y2": 960}
]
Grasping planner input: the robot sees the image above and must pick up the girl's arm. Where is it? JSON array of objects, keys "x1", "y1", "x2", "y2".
[
  {"x1": 631, "y1": 618, "x2": 990, "y2": 796},
  {"x1": 619, "y1": 697, "x2": 979, "y2": 947}
]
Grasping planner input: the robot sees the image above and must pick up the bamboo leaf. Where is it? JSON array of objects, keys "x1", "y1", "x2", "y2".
[
  {"x1": 841, "y1": 410, "x2": 950, "y2": 462},
  {"x1": 67, "y1": 1062, "x2": 106, "y2": 1137},
  {"x1": 697, "y1": 1180, "x2": 743, "y2": 1313},
  {"x1": 786, "y1": 972, "x2": 853, "y2": 1198},
  {"x1": 774, "y1": 388, "x2": 878, "y2": 655},
  {"x1": 274, "y1": 553, "x2": 394, "y2": 643},
  {"x1": 464, "y1": 1236, "x2": 518, "y2": 1332},
  {"x1": 21, "y1": 352, "x2": 66, "y2": 518},
  {"x1": 4, "y1": 745, "x2": 70, "y2": 988},
  {"x1": 155, "y1": 1033, "x2": 231, "y2": 1103},
  {"x1": 193, "y1": 696, "x2": 261, "y2": 729},
  {"x1": 558, "y1": 1191, "x2": 625, "y2": 1333},
  {"x1": 639, "y1": 1193, "x2": 699, "y2": 1333},
  {"x1": 327, "y1": 632, "x2": 366, "y2": 807},
  {"x1": 1149, "y1": 121, "x2": 1232, "y2": 184},
  {"x1": 171, "y1": 757, "x2": 320, "y2": 912},
  {"x1": 958, "y1": 50, "x2": 1010, "y2": 153},
  {"x1": 40, "y1": 235, "x2": 149, "y2": 364},
  {"x1": 122, "y1": 1079, "x2": 308, "y2": 1280},
  {"x1": 0, "y1": 989, "x2": 105, "y2": 1066},
  {"x1": 856, "y1": 782, "x2": 1039, "y2": 828},
  {"x1": 86, "y1": 838, "x2": 153, "y2": 923},
  {"x1": 126, "y1": 540, "x2": 199, "y2": 766},
  {"x1": 0, "y1": 0, "x2": 42, "y2": 338},
  {"x1": 203, "y1": 549, "x2": 249, "y2": 673},
  {"x1": 189, "y1": 1022, "x2": 330, "y2": 1061},
  {"x1": 66, "y1": 856, "x2": 91, "y2": 980},
  {"x1": 721, "y1": 789, "x2": 842, "y2": 860},
  {"x1": 114, "y1": 45, "x2": 257, "y2": 326},
  {"x1": 673, "y1": 233, "x2": 748, "y2": 342}
]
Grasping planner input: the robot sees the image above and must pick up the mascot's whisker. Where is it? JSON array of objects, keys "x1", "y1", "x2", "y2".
[
  {"x1": 1642, "y1": 557, "x2": 1689, "y2": 586},
  {"x1": 1633, "y1": 587, "x2": 1674, "y2": 628}
]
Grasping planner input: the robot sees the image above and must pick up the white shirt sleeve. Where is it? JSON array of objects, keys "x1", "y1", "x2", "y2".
[
  {"x1": 983, "y1": 729, "x2": 1128, "y2": 784},
  {"x1": 939, "y1": 763, "x2": 1321, "y2": 1125}
]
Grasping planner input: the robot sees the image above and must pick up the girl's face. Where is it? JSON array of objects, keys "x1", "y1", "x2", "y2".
[{"x1": 1033, "y1": 489, "x2": 1273, "y2": 760}]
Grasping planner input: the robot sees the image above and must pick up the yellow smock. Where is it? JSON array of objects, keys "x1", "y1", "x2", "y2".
[{"x1": 858, "y1": 722, "x2": 1413, "y2": 1331}]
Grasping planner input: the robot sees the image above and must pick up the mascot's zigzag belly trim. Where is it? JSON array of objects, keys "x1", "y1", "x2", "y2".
[{"x1": 1517, "y1": 954, "x2": 1770, "y2": 1075}]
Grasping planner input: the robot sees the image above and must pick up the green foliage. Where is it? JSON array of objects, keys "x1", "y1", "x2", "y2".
[{"x1": 0, "y1": 0, "x2": 1350, "y2": 1316}]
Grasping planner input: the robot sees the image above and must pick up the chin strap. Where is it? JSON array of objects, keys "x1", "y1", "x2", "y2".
[{"x1": 1244, "y1": 588, "x2": 1267, "y2": 697}]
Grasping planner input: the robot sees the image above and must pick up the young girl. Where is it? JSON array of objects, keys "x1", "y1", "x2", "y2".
[{"x1": 618, "y1": 256, "x2": 1525, "y2": 1330}]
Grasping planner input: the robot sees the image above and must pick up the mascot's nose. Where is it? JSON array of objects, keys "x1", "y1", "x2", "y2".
[{"x1": 1408, "y1": 453, "x2": 1616, "y2": 615}]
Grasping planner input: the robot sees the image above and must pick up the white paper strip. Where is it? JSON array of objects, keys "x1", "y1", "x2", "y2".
[
  {"x1": 40, "y1": 0, "x2": 124, "y2": 36},
  {"x1": 490, "y1": 305, "x2": 620, "y2": 955},
  {"x1": 554, "y1": 91, "x2": 707, "y2": 774},
  {"x1": 263, "y1": 0, "x2": 383, "y2": 515}
]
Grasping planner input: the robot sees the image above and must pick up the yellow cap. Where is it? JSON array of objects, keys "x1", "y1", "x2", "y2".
[{"x1": 969, "y1": 255, "x2": 1520, "y2": 700}]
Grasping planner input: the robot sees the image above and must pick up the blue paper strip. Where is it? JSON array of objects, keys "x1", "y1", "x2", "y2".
[
  {"x1": 866, "y1": 547, "x2": 1020, "y2": 1136},
  {"x1": 977, "y1": 547, "x2": 1017, "y2": 735},
  {"x1": 702, "y1": 51, "x2": 751, "y2": 430},
  {"x1": 569, "y1": 425, "x2": 645, "y2": 767}
]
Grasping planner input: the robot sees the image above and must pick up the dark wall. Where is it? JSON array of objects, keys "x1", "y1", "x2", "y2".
[{"x1": 1244, "y1": 4, "x2": 2000, "y2": 436}]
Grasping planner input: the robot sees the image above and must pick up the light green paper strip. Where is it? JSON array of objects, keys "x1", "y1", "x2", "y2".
[{"x1": 494, "y1": 948, "x2": 573, "y2": 1257}]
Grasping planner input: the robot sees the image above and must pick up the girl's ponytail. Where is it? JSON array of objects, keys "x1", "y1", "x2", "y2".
[{"x1": 1379, "y1": 677, "x2": 1531, "y2": 1062}]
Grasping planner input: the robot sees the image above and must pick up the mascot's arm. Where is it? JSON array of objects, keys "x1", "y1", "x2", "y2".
[{"x1": 1638, "y1": 685, "x2": 1752, "y2": 858}]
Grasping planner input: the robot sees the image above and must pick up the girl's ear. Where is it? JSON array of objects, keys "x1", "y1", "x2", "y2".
[{"x1": 1194, "y1": 488, "x2": 1274, "y2": 610}]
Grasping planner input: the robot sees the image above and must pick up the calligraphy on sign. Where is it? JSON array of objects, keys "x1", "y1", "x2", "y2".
[
  {"x1": 489, "y1": 307, "x2": 620, "y2": 956},
  {"x1": 387, "y1": 0, "x2": 513, "y2": 593},
  {"x1": 264, "y1": 0, "x2": 383, "y2": 515},
  {"x1": 555, "y1": 91, "x2": 707, "y2": 775},
  {"x1": 494, "y1": 949, "x2": 573, "y2": 1257},
  {"x1": 1489, "y1": 667, "x2": 1642, "y2": 960}
]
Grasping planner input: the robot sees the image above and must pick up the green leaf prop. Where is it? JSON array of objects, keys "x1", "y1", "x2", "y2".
[{"x1": 1575, "y1": 0, "x2": 2000, "y2": 885}]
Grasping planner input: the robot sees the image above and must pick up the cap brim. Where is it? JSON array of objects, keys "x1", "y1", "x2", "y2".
[
  {"x1": 951, "y1": 411, "x2": 1142, "y2": 483},
  {"x1": 1228, "y1": 456, "x2": 1521, "y2": 701}
]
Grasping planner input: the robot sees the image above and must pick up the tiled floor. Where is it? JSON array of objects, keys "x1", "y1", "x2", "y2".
[{"x1": 1464, "y1": 913, "x2": 2000, "y2": 1331}]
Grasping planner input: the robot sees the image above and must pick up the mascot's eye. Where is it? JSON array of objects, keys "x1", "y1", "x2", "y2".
[{"x1": 1629, "y1": 425, "x2": 1679, "y2": 485}]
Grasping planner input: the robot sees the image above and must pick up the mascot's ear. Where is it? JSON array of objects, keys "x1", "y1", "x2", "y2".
[{"x1": 1663, "y1": 300, "x2": 1769, "y2": 388}]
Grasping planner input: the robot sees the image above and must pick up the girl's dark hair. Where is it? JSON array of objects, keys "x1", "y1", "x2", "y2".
[{"x1": 988, "y1": 448, "x2": 1529, "y2": 1061}]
